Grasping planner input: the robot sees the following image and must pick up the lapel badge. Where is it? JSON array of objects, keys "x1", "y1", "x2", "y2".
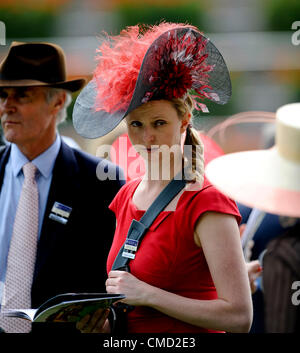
[{"x1": 49, "y1": 202, "x2": 72, "y2": 225}]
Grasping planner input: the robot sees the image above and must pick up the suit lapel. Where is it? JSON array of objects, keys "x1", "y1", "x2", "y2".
[
  {"x1": 33, "y1": 142, "x2": 80, "y2": 280},
  {"x1": 0, "y1": 143, "x2": 83, "y2": 290},
  {"x1": 0, "y1": 145, "x2": 10, "y2": 192}
]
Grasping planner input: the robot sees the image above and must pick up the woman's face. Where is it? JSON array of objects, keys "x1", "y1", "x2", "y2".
[{"x1": 125, "y1": 99, "x2": 189, "y2": 161}]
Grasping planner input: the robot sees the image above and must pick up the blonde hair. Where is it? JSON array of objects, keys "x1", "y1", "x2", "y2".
[{"x1": 171, "y1": 96, "x2": 204, "y2": 185}]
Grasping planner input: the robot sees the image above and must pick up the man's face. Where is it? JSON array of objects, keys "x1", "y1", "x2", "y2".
[{"x1": 0, "y1": 86, "x2": 57, "y2": 149}]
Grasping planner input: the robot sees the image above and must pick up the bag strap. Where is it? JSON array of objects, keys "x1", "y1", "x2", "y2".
[{"x1": 112, "y1": 177, "x2": 186, "y2": 270}]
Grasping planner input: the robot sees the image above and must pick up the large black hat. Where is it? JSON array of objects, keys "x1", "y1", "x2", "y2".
[{"x1": 73, "y1": 23, "x2": 231, "y2": 138}]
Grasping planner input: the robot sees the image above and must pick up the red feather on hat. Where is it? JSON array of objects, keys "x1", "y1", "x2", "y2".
[{"x1": 93, "y1": 22, "x2": 214, "y2": 114}]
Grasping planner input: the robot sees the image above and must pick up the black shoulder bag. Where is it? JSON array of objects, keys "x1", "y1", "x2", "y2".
[{"x1": 110, "y1": 177, "x2": 186, "y2": 333}]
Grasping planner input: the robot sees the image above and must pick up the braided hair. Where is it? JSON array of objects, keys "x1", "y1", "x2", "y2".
[{"x1": 171, "y1": 95, "x2": 204, "y2": 186}]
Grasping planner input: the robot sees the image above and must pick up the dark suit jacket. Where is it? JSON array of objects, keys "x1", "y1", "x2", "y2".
[{"x1": 0, "y1": 141, "x2": 125, "y2": 331}]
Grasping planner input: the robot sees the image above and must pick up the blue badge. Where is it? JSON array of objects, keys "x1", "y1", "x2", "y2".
[
  {"x1": 122, "y1": 239, "x2": 139, "y2": 259},
  {"x1": 49, "y1": 202, "x2": 72, "y2": 225}
]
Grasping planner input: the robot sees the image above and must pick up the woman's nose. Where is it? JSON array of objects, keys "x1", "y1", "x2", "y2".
[{"x1": 142, "y1": 127, "x2": 155, "y2": 144}]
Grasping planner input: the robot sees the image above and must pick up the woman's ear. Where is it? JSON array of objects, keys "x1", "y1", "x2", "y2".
[{"x1": 180, "y1": 112, "x2": 191, "y2": 133}]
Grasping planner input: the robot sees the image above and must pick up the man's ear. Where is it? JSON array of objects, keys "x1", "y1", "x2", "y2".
[{"x1": 51, "y1": 90, "x2": 66, "y2": 115}]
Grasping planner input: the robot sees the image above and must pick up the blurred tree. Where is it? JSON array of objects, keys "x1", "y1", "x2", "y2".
[
  {"x1": 0, "y1": 0, "x2": 70, "y2": 38},
  {"x1": 264, "y1": 0, "x2": 300, "y2": 31},
  {"x1": 115, "y1": 0, "x2": 205, "y2": 32},
  {"x1": 1, "y1": 10, "x2": 55, "y2": 38}
]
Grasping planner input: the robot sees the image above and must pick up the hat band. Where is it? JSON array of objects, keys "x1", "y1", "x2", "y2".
[{"x1": 0, "y1": 72, "x2": 65, "y2": 84}]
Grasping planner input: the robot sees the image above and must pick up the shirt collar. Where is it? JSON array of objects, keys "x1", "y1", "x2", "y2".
[{"x1": 10, "y1": 134, "x2": 61, "y2": 178}]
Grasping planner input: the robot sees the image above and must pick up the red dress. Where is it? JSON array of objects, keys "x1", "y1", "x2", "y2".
[{"x1": 107, "y1": 177, "x2": 241, "y2": 333}]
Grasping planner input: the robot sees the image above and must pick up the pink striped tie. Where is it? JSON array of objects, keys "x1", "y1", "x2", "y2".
[{"x1": 0, "y1": 162, "x2": 39, "y2": 333}]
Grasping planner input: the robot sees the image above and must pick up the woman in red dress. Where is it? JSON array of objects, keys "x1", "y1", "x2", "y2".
[{"x1": 73, "y1": 22, "x2": 253, "y2": 333}]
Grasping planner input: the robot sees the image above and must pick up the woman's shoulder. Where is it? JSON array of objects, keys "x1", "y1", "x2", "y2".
[
  {"x1": 179, "y1": 176, "x2": 241, "y2": 220},
  {"x1": 180, "y1": 176, "x2": 223, "y2": 202}
]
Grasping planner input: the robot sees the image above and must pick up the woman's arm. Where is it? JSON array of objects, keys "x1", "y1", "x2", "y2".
[{"x1": 106, "y1": 212, "x2": 253, "y2": 333}]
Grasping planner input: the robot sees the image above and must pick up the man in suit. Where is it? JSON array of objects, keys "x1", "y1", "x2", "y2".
[{"x1": 0, "y1": 41, "x2": 125, "y2": 333}]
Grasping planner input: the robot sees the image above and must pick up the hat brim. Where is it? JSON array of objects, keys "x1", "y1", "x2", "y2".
[
  {"x1": 73, "y1": 79, "x2": 125, "y2": 139},
  {"x1": 73, "y1": 27, "x2": 231, "y2": 139},
  {"x1": 205, "y1": 148, "x2": 300, "y2": 217},
  {"x1": 0, "y1": 78, "x2": 86, "y2": 92}
]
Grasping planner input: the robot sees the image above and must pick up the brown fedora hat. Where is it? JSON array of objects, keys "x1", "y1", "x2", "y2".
[{"x1": 0, "y1": 41, "x2": 86, "y2": 92}]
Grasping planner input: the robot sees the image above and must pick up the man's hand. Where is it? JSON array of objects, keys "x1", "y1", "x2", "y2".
[{"x1": 246, "y1": 260, "x2": 263, "y2": 294}]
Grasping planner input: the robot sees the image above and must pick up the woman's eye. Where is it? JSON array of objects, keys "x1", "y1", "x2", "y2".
[
  {"x1": 155, "y1": 120, "x2": 166, "y2": 126},
  {"x1": 130, "y1": 121, "x2": 142, "y2": 127}
]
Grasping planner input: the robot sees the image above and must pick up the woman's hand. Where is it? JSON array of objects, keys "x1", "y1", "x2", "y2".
[
  {"x1": 76, "y1": 308, "x2": 110, "y2": 333},
  {"x1": 106, "y1": 270, "x2": 151, "y2": 306}
]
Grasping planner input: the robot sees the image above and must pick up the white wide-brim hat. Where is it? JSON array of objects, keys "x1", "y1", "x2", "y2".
[{"x1": 205, "y1": 103, "x2": 300, "y2": 218}]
